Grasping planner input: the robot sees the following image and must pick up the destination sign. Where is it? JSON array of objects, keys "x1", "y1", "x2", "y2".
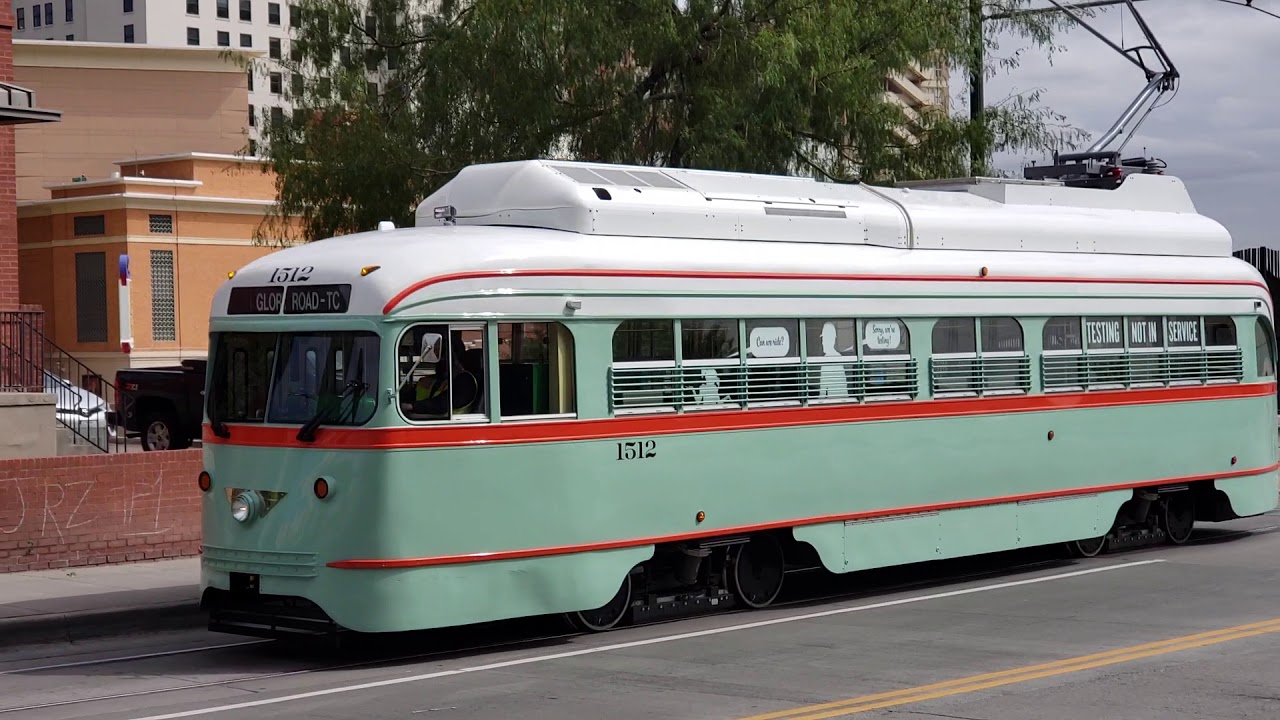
[
  {"x1": 227, "y1": 285, "x2": 284, "y2": 315},
  {"x1": 283, "y1": 284, "x2": 352, "y2": 315},
  {"x1": 1084, "y1": 317, "x2": 1124, "y2": 350},
  {"x1": 1166, "y1": 316, "x2": 1200, "y2": 347},
  {"x1": 1127, "y1": 316, "x2": 1163, "y2": 349}
]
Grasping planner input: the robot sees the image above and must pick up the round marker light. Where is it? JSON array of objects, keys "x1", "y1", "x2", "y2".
[
  {"x1": 314, "y1": 477, "x2": 329, "y2": 499},
  {"x1": 198, "y1": 471, "x2": 212, "y2": 492},
  {"x1": 696, "y1": 511, "x2": 705, "y2": 523}
]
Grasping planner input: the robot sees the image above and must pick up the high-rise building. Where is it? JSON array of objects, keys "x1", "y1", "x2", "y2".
[{"x1": 13, "y1": 0, "x2": 295, "y2": 151}]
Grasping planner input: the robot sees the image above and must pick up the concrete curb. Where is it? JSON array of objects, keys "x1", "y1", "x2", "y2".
[{"x1": 0, "y1": 601, "x2": 205, "y2": 647}]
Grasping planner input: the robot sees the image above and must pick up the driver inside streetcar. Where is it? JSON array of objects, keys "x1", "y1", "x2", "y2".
[{"x1": 413, "y1": 333, "x2": 480, "y2": 417}]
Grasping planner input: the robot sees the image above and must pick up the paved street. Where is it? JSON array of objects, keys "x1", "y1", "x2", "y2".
[{"x1": 1, "y1": 510, "x2": 1278, "y2": 720}]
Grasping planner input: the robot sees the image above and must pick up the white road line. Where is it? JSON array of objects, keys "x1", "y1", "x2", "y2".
[
  {"x1": 124, "y1": 558, "x2": 1167, "y2": 720},
  {"x1": 0, "y1": 641, "x2": 270, "y2": 676}
]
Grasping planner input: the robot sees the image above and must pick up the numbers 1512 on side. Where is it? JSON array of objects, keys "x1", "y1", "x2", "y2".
[{"x1": 617, "y1": 440, "x2": 657, "y2": 461}]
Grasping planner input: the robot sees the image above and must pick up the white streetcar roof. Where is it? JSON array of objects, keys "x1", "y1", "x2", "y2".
[{"x1": 210, "y1": 160, "x2": 1262, "y2": 321}]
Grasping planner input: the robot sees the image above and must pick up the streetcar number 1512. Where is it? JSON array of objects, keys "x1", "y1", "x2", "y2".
[{"x1": 617, "y1": 440, "x2": 657, "y2": 461}]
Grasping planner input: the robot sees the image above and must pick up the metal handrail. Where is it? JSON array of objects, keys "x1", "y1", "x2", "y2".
[{"x1": 0, "y1": 310, "x2": 126, "y2": 453}]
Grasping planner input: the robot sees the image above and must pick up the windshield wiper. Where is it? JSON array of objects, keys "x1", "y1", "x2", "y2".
[
  {"x1": 211, "y1": 416, "x2": 231, "y2": 439},
  {"x1": 296, "y1": 379, "x2": 365, "y2": 442}
]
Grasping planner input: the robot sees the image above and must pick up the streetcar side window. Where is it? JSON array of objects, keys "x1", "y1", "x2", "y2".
[
  {"x1": 1203, "y1": 316, "x2": 1239, "y2": 385},
  {"x1": 805, "y1": 318, "x2": 857, "y2": 403},
  {"x1": 860, "y1": 318, "x2": 914, "y2": 400},
  {"x1": 931, "y1": 318, "x2": 1028, "y2": 397},
  {"x1": 607, "y1": 317, "x2": 919, "y2": 415},
  {"x1": 397, "y1": 323, "x2": 488, "y2": 422},
  {"x1": 1042, "y1": 316, "x2": 1084, "y2": 392},
  {"x1": 1083, "y1": 316, "x2": 1126, "y2": 388},
  {"x1": 1042, "y1": 314, "x2": 1246, "y2": 391},
  {"x1": 1204, "y1": 316, "x2": 1236, "y2": 347},
  {"x1": 979, "y1": 317, "x2": 1029, "y2": 394},
  {"x1": 497, "y1": 321, "x2": 576, "y2": 418},
  {"x1": 611, "y1": 320, "x2": 678, "y2": 414},
  {"x1": 1256, "y1": 317, "x2": 1276, "y2": 378},
  {"x1": 681, "y1": 319, "x2": 742, "y2": 409},
  {"x1": 931, "y1": 318, "x2": 978, "y2": 397},
  {"x1": 744, "y1": 318, "x2": 801, "y2": 407}
]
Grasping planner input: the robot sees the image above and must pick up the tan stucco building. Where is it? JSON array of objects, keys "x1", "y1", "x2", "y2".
[
  {"x1": 13, "y1": 38, "x2": 257, "y2": 202},
  {"x1": 18, "y1": 152, "x2": 296, "y2": 382}
]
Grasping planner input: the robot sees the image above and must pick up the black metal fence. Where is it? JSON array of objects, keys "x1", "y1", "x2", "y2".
[{"x1": 0, "y1": 309, "x2": 127, "y2": 453}]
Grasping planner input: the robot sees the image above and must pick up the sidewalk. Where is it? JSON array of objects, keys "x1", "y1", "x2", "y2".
[{"x1": 0, "y1": 557, "x2": 203, "y2": 646}]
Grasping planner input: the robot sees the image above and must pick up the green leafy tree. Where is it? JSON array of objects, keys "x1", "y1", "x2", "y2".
[{"x1": 245, "y1": 0, "x2": 1090, "y2": 244}]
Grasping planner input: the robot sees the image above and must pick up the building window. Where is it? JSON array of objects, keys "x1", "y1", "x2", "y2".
[
  {"x1": 291, "y1": 72, "x2": 303, "y2": 97},
  {"x1": 289, "y1": 3, "x2": 300, "y2": 27},
  {"x1": 72, "y1": 214, "x2": 105, "y2": 237},
  {"x1": 150, "y1": 250, "x2": 177, "y2": 342},
  {"x1": 123, "y1": 24, "x2": 134, "y2": 43},
  {"x1": 75, "y1": 253, "x2": 108, "y2": 344},
  {"x1": 239, "y1": 0, "x2": 251, "y2": 21},
  {"x1": 217, "y1": 30, "x2": 229, "y2": 46},
  {"x1": 240, "y1": 32, "x2": 252, "y2": 47},
  {"x1": 64, "y1": 0, "x2": 71, "y2": 21},
  {"x1": 65, "y1": 34, "x2": 73, "y2": 40},
  {"x1": 123, "y1": 0, "x2": 133, "y2": 12},
  {"x1": 270, "y1": 106, "x2": 284, "y2": 127},
  {"x1": 148, "y1": 213, "x2": 174, "y2": 234},
  {"x1": 269, "y1": 36, "x2": 281, "y2": 59},
  {"x1": 248, "y1": 139, "x2": 258, "y2": 156},
  {"x1": 16, "y1": 8, "x2": 24, "y2": 29},
  {"x1": 217, "y1": 0, "x2": 228, "y2": 19},
  {"x1": 187, "y1": 27, "x2": 200, "y2": 45},
  {"x1": 32, "y1": 5, "x2": 40, "y2": 28},
  {"x1": 187, "y1": 0, "x2": 199, "y2": 14},
  {"x1": 268, "y1": 2, "x2": 280, "y2": 24},
  {"x1": 246, "y1": 68, "x2": 254, "y2": 91},
  {"x1": 269, "y1": 72, "x2": 282, "y2": 94},
  {"x1": 248, "y1": 104, "x2": 255, "y2": 126},
  {"x1": 42, "y1": 2, "x2": 51, "y2": 25},
  {"x1": 367, "y1": 81, "x2": 378, "y2": 97}
]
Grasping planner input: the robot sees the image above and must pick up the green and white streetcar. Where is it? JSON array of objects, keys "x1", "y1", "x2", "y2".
[{"x1": 197, "y1": 160, "x2": 1278, "y2": 637}]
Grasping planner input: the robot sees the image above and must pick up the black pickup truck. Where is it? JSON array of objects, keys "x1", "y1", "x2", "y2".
[{"x1": 115, "y1": 359, "x2": 207, "y2": 451}]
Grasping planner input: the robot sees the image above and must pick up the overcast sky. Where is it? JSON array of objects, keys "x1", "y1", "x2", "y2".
[{"x1": 977, "y1": 0, "x2": 1279, "y2": 250}]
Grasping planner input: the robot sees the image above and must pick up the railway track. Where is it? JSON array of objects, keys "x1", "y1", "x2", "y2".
[{"x1": 4, "y1": 517, "x2": 1275, "y2": 717}]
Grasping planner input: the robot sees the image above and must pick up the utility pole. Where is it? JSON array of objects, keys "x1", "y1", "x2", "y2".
[{"x1": 969, "y1": 0, "x2": 985, "y2": 176}]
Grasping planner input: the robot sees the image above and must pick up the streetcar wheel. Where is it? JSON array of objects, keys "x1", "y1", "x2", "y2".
[
  {"x1": 729, "y1": 534, "x2": 786, "y2": 609},
  {"x1": 569, "y1": 573, "x2": 633, "y2": 632},
  {"x1": 1161, "y1": 493, "x2": 1195, "y2": 545},
  {"x1": 1069, "y1": 535, "x2": 1107, "y2": 558}
]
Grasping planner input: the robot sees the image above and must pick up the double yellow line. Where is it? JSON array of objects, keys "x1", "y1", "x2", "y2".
[{"x1": 739, "y1": 617, "x2": 1280, "y2": 720}]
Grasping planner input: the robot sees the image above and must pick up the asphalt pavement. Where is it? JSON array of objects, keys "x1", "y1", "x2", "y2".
[{"x1": 1, "y1": 509, "x2": 1277, "y2": 720}]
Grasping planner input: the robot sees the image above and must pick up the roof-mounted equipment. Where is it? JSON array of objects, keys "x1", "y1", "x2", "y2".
[{"x1": 1022, "y1": 0, "x2": 1178, "y2": 189}]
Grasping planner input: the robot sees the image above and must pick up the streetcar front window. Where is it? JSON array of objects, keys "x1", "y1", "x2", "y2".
[
  {"x1": 209, "y1": 331, "x2": 380, "y2": 428},
  {"x1": 210, "y1": 332, "x2": 277, "y2": 424},
  {"x1": 267, "y1": 332, "x2": 381, "y2": 426}
]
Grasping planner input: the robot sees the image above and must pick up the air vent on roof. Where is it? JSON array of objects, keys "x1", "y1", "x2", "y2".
[{"x1": 548, "y1": 163, "x2": 689, "y2": 190}]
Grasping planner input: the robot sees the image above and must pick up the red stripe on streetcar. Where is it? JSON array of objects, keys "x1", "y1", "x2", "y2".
[
  {"x1": 203, "y1": 382, "x2": 1276, "y2": 450},
  {"x1": 326, "y1": 461, "x2": 1280, "y2": 569},
  {"x1": 381, "y1": 268, "x2": 1273, "y2": 314}
]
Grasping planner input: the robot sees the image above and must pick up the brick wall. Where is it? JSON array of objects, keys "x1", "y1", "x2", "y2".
[
  {"x1": 0, "y1": 449, "x2": 203, "y2": 572},
  {"x1": 0, "y1": 0, "x2": 16, "y2": 309}
]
